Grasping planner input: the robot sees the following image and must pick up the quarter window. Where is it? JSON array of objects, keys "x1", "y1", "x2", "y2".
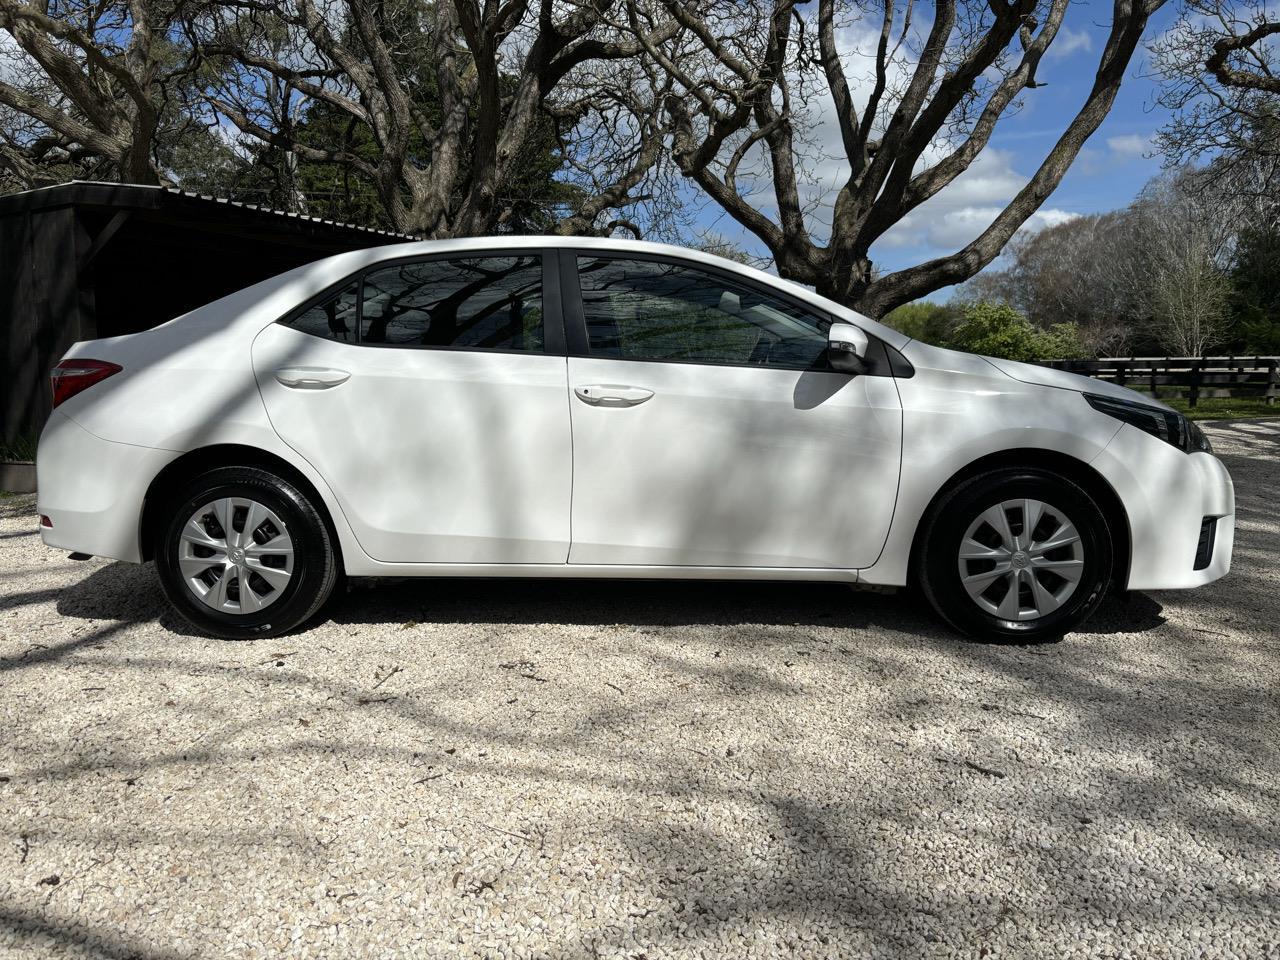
[
  {"x1": 575, "y1": 257, "x2": 829, "y2": 368},
  {"x1": 282, "y1": 282, "x2": 359, "y2": 342},
  {"x1": 360, "y1": 255, "x2": 544, "y2": 351}
]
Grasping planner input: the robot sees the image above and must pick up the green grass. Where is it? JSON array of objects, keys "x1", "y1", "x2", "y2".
[
  {"x1": 1140, "y1": 396, "x2": 1280, "y2": 421},
  {"x1": 0, "y1": 434, "x2": 37, "y2": 462}
]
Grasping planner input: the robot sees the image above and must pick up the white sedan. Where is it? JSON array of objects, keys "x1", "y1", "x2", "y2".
[{"x1": 36, "y1": 238, "x2": 1234, "y2": 641}]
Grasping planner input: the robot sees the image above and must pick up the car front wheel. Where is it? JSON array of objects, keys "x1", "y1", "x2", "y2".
[
  {"x1": 154, "y1": 466, "x2": 339, "y2": 639},
  {"x1": 918, "y1": 468, "x2": 1113, "y2": 642}
]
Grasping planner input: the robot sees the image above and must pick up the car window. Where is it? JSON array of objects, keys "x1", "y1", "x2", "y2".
[
  {"x1": 282, "y1": 282, "x2": 359, "y2": 342},
  {"x1": 575, "y1": 256, "x2": 829, "y2": 368},
  {"x1": 360, "y1": 255, "x2": 544, "y2": 351}
]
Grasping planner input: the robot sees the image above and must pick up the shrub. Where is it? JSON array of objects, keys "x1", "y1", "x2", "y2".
[
  {"x1": 949, "y1": 302, "x2": 1040, "y2": 360},
  {"x1": 948, "y1": 302, "x2": 1087, "y2": 361},
  {"x1": 1037, "y1": 322, "x2": 1090, "y2": 360}
]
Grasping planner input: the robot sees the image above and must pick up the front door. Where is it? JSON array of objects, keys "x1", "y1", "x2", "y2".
[
  {"x1": 253, "y1": 252, "x2": 572, "y2": 564},
  {"x1": 564, "y1": 254, "x2": 902, "y2": 569}
]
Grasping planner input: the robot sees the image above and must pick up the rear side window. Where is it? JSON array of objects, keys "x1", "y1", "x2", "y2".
[
  {"x1": 282, "y1": 281, "x2": 359, "y2": 342},
  {"x1": 360, "y1": 255, "x2": 544, "y2": 351},
  {"x1": 575, "y1": 256, "x2": 828, "y2": 369}
]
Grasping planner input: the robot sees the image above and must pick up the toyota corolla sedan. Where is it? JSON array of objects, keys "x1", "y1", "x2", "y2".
[{"x1": 36, "y1": 237, "x2": 1234, "y2": 641}]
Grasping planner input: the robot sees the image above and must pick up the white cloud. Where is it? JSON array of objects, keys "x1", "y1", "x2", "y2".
[
  {"x1": 1106, "y1": 133, "x2": 1150, "y2": 159},
  {"x1": 1029, "y1": 208, "x2": 1080, "y2": 231},
  {"x1": 1045, "y1": 27, "x2": 1093, "y2": 60},
  {"x1": 869, "y1": 147, "x2": 1075, "y2": 253},
  {"x1": 878, "y1": 202, "x2": 1078, "y2": 252}
]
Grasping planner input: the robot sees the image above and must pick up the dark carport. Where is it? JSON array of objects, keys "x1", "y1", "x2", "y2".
[{"x1": 0, "y1": 181, "x2": 411, "y2": 451}]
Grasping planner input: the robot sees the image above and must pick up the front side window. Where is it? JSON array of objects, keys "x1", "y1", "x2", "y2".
[
  {"x1": 576, "y1": 257, "x2": 829, "y2": 368},
  {"x1": 283, "y1": 282, "x2": 359, "y2": 342},
  {"x1": 360, "y1": 255, "x2": 544, "y2": 351}
]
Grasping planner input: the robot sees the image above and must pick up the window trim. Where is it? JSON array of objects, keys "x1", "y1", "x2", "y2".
[
  {"x1": 275, "y1": 276, "x2": 362, "y2": 345},
  {"x1": 562, "y1": 249, "x2": 894, "y2": 375},
  {"x1": 274, "y1": 249, "x2": 566, "y2": 357}
]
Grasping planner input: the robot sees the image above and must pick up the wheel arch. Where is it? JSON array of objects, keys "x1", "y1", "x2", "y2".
[
  {"x1": 139, "y1": 444, "x2": 344, "y2": 565},
  {"x1": 907, "y1": 448, "x2": 1131, "y2": 588}
]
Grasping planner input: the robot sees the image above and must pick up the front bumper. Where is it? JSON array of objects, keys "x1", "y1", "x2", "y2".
[
  {"x1": 36, "y1": 412, "x2": 177, "y2": 563},
  {"x1": 1092, "y1": 424, "x2": 1234, "y2": 591}
]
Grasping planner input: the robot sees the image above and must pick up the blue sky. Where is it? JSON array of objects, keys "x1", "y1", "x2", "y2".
[{"x1": 679, "y1": 2, "x2": 1180, "y2": 299}]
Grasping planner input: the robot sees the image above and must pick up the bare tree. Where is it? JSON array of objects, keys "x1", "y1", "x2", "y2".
[
  {"x1": 1150, "y1": 0, "x2": 1279, "y2": 172},
  {"x1": 952, "y1": 166, "x2": 1249, "y2": 355},
  {"x1": 191, "y1": 0, "x2": 681, "y2": 237},
  {"x1": 0, "y1": 0, "x2": 188, "y2": 186},
  {"x1": 1133, "y1": 172, "x2": 1232, "y2": 356},
  {"x1": 976, "y1": 213, "x2": 1147, "y2": 354},
  {"x1": 547, "y1": 38, "x2": 684, "y2": 238},
  {"x1": 633, "y1": 0, "x2": 1169, "y2": 317},
  {"x1": 1144, "y1": 230, "x2": 1231, "y2": 357}
]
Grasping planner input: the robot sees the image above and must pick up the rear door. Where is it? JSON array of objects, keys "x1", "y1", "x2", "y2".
[
  {"x1": 252, "y1": 251, "x2": 572, "y2": 564},
  {"x1": 562, "y1": 252, "x2": 903, "y2": 569}
]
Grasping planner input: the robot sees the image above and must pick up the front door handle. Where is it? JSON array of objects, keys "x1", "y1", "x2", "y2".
[
  {"x1": 274, "y1": 367, "x2": 351, "y2": 390},
  {"x1": 574, "y1": 384, "x2": 654, "y2": 407}
]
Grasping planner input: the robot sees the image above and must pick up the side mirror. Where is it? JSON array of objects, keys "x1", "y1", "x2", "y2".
[{"x1": 827, "y1": 322, "x2": 869, "y2": 375}]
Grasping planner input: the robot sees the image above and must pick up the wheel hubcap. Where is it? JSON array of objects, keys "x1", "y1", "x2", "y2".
[
  {"x1": 178, "y1": 497, "x2": 294, "y2": 615},
  {"x1": 957, "y1": 498, "x2": 1084, "y2": 622}
]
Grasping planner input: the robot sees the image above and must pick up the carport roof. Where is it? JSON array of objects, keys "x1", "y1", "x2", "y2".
[{"x1": 0, "y1": 180, "x2": 417, "y2": 240}]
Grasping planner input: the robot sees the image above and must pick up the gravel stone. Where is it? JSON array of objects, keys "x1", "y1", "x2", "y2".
[{"x1": 1, "y1": 419, "x2": 1279, "y2": 958}]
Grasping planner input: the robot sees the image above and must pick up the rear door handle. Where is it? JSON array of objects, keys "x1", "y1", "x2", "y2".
[
  {"x1": 574, "y1": 384, "x2": 654, "y2": 407},
  {"x1": 274, "y1": 367, "x2": 351, "y2": 390}
]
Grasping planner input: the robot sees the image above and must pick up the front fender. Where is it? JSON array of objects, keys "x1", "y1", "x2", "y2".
[{"x1": 858, "y1": 351, "x2": 1121, "y2": 585}]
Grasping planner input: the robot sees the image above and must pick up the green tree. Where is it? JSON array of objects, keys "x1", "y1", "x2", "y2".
[
  {"x1": 1228, "y1": 226, "x2": 1280, "y2": 353},
  {"x1": 882, "y1": 302, "x2": 958, "y2": 346}
]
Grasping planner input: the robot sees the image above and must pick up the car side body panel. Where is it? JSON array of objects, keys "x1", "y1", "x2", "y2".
[
  {"x1": 565, "y1": 356, "x2": 902, "y2": 568},
  {"x1": 41, "y1": 321, "x2": 366, "y2": 567},
  {"x1": 35, "y1": 236, "x2": 1236, "y2": 596},
  {"x1": 857, "y1": 340, "x2": 1236, "y2": 589},
  {"x1": 856, "y1": 340, "x2": 1125, "y2": 585},
  {"x1": 252, "y1": 323, "x2": 574, "y2": 564},
  {"x1": 36, "y1": 411, "x2": 179, "y2": 562}
]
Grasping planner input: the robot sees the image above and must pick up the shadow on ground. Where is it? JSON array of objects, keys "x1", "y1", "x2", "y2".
[
  {"x1": 34, "y1": 556, "x2": 1168, "y2": 638},
  {"x1": 1, "y1": 422, "x2": 1277, "y2": 957}
]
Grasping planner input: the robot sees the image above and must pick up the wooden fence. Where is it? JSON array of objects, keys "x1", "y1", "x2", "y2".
[{"x1": 1040, "y1": 357, "x2": 1279, "y2": 408}]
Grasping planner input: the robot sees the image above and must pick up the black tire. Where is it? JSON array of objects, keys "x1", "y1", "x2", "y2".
[
  {"x1": 154, "y1": 466, "x2": 339, "y2": 639},
  {"x1": 917, "y1": 468, "x2": 1113, "y2": 643}
]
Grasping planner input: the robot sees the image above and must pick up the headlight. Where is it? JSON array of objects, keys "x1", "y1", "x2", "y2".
[
  {"x1": 1084, "y1": 393, "x2": 1212, "y2": 454},
  {"x1": 1186, "y1": 419, "x2": 1212, "y2": 454}
]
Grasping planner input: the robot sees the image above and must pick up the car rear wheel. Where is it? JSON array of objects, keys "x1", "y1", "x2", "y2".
[
  {"x1": 917, "y1": 468, "x2": 1113, "y2": 642},
  {"x1": 155, "y1": 466, "x2": 339, "y2": 639}
]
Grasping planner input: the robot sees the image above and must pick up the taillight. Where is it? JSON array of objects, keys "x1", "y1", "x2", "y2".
[{"x1": 51, "y1": 359, "x2": 122, "y2": 408}]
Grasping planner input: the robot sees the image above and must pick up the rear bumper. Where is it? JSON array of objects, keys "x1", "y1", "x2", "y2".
[
  {"x1": 1092, "y1": 425, "x2": 1234, "y2": 591},
  {"x1": 36, "y1": 412, "x2": 176, "y2": 563}
]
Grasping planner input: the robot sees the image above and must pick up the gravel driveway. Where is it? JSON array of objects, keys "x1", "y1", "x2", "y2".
[{"x1": 2, "y1": 420, "x2": 1278, "y2": 959}]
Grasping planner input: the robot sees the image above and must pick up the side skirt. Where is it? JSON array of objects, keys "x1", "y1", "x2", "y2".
[{"x1": 339, "y1": 559, "x2": 864, "y2": 583}]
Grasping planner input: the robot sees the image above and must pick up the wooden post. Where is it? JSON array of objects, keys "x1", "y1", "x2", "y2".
[
  {"x1": 1115, "y1": 360, "x2": 1128, "y2": 388},
  {"x1": 1266, "y1": 360, "x2": 1277, "y2": 406},
  {"x1": 1189, "y1": 359, "x2": 1202, "y2": 409},
  {"x1": 1150, "y1": 362, "x2": 1159, "y2": 400}
]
